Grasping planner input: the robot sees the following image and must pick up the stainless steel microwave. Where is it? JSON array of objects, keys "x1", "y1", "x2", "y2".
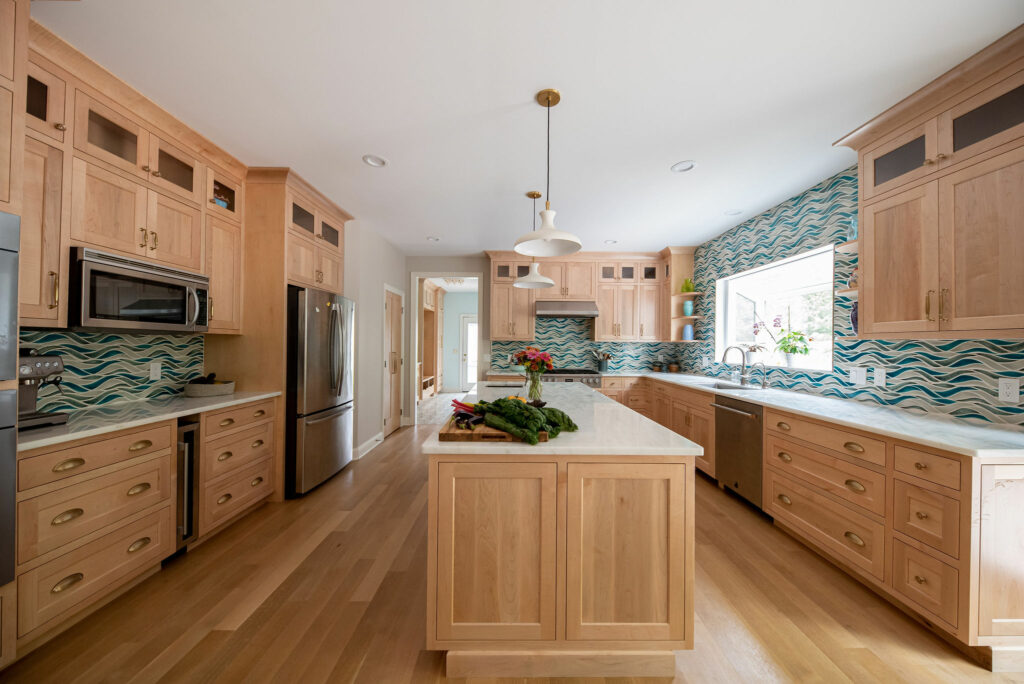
[{"x1": 70, "y1": 248, "x2": 209, "y2": 333}]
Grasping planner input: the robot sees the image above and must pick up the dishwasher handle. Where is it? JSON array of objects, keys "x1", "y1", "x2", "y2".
[{"x1": 711, "y1": 403, "x2": 759, "y2": 420}]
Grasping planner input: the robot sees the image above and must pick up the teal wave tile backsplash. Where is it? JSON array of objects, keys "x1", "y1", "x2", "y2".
[{"x1": 19, "y1": 330, "x2": 204, "y2": 412}]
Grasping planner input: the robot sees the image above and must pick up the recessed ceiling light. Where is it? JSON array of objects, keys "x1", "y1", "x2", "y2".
[
  {"x1": 604, "y1": 239, "x2": 618, "y2": 245},
  {"x1": 724, "y1": 210, "x2": 743, "y2": 216},
  {"x1": 425, "y1": 236, "x2": 441, "y2": 242},
  {"x1": 670, "y1": 160, "x2": 696, "y2": 173},
  {"x1": 362, "y1": 154, "x2": 388, "y2": 168}
]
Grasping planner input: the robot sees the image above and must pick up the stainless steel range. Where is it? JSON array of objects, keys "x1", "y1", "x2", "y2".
[{"x1": 540, "y1": 368, "x2": 602, "y2": 387}]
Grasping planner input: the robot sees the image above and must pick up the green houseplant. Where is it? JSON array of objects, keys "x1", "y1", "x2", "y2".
[{"x1": 775, "y1": 329, "x2": 812, "y2": 367}]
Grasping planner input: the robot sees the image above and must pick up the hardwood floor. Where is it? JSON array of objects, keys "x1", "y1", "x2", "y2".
[{"x1": 1, "y1": 425, "x2": 1018, "y2": 683}]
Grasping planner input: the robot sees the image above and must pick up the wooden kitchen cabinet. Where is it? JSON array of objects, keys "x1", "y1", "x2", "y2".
[
  {"x1": 0, "y1": 0, "x2": 27, "y2": 215},
  {"x1": 861, "y1": 120, "x2": 939, "y2": 200},
  {"x1": 147, "y1": 134, "x2": 203, "y2": 204},
  {"x1": 286, "y1": 233, "x2": 317, "y2": 287},
  {"x1": 977, "y1": 464, "x2": 1024, "y2": 637},
  {"x1": 70, "y1": 156, "x2": 147, "y2": 257},
  {"x1": 145, "y1": 188, "x2": 202, "y2": 271},
  {"x1": 565, "y1": 462, "x2": 688, "y2": 641},
  {"x1": 205, "y1": 165, "x2": 244, "y2": 222},
  {"x1": 596, "y1": 283, "x2": 637, "y2": 341},
  {"x1": 492, "y1": 261, "x2": 530, "y2": 283},
  {"x1": 317, "y1": 248, "x2": 342, "y2": 293},
  {"x1": 490, "y1": 283, "x2": 533, "y2": 341},
  {"x1": 19, "y1": 135, "x2": 67, "y2": 327},
  {"x1": 598, "y1": 262, "x2": 637, "y2": 283},
  {"x1": 434, "y1": 462, "x2": 557, "y2": 641},
  {"x1": 73, "y1": 91, "x2": 150, "y2": 179},
  {"x1": 638, "y1": 283, "x2": 659, "y2": 341},
  {"x1": 25, "y1": 60, "x2": 67, "y2": 143},
  {"x1": 205, "y1": 216, "x2": 242, "y2": 334},
  {"x1": 0, "y1": 86, "x2": 14, "y2": 208},
  {"x1": 535, "y1": 261, "x2": 596, "y2": 300}
]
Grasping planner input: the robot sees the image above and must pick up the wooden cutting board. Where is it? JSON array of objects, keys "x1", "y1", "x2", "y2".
[{"x1": 438, "y1": 418, "x2": 548, "y2": 442}]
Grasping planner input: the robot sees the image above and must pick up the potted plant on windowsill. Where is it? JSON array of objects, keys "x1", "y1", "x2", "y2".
[{"x1": 776, "y1": 329, "x2": 812, "y2": 367}]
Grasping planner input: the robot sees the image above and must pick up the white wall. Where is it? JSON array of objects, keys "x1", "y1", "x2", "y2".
[{"x1": 344, "y1": 221, "x2": 407, "y2": 451}]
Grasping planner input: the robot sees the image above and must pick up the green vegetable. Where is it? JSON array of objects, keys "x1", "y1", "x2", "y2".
[
  {"x1": 483, "y1": 412, "x2": 539, "y2": 445},
  {"x1": 541, "y1": 407, "x2": 578, "y2": 435},
  {"x1": 475, "y1": 398, "x2": 546, "y2": 433}
]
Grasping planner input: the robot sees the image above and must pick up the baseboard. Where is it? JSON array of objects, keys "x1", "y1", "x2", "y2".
[
  {"x1": 355, "y1": 433, "x2": 384, "y2": 459},
  {"x1": 401, "y1": 416, "x2": 415, "y2": 426}
]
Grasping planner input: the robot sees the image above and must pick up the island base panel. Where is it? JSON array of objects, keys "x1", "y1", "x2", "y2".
[{"x1": 445, "y1": 650, "x2": 677, "y2": 678}]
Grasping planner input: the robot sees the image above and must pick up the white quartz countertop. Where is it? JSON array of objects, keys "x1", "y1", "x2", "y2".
[
  {"x1": 17, "y1": 391, "x2": 282, "y2": 452},
  {"x1": 422, "y1": 382, "x2": 702, "y2": 457},
  {"x1": 644, "y1": 373, "x2": 1024, "y2": 458}
]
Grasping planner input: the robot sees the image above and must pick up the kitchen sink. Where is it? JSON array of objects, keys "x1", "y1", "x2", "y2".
[{"x1": 714, "y1": 381, "x2": 764, "y2": 391}]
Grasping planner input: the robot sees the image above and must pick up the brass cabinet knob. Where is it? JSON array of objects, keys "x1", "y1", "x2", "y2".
[
  {"x1": 777, "y1": 452, "x2": 793, "y2": 463},
  {"x1": 51, "y1": 573, "x2": 84, "y2": 594},
  {"x1": 141, "y1": 165, "x2": 151, "y2": 172},
  {"x1": 251, "y1": 477, "x2": 264, "y2": 487},
  {"x1": 914, "y1": 574, "x2": 927, "y2": 585},
  {"x1": 152, "y1": 170, "x2": 162, "y2": 178},
  {"x1": 915, "y1": 511, "x2": 929, "y2": 520},
  {"x1": 914, "y1": 462, "x2": 928, "y2": 470},
  {"x1": 251, "y1": 439, "x2": 264, "y2": 449},
  {"x1": 128, "y1": 439, "x2": 153, "y2": 452},
  {"x1": 219, "y1": 418, "x2": 235, "y2": 427},
  {"x1": 217, "y1": 493, "x2": 232, "y2": 505},
  {"x1": 210, "y1": 198, "x2": 218, "y2": 204},
  {"x1": 844, "y1": 479, "x2": 866, "y2": 493},
  {"x1": 127, "y1": 482, "x2": 151, "y2": 497},
  {"x1": 128, "y1": 537, "x2": 151, "y2": 554},
  {"x1": 53, "y1": 457, "x2": 85, "y2": 473},
  {"x1": 922, "y1": 158, "x2": 936, "y2": 166},
  {"x1": 843, "y1": 441, "x2": 865, "y2": 454},
  {"x1": 217, "y1": 451, "x2": 233, "y2": 462},
  {"x1": 54, "y1": 122, "x2": 67, "y2": 131},
  {"x1": 253, "y1": 409, "x2": 266, "y2": 418},
  {"x1": 777, "y1": 421, "x2": 791, "y2": 431},
  {"x1": 51, "y1": 508, "x2": 84, "y2": 526},
  {"x1": 844, "y1": 531, "x2": 866, "y2": 547},
  {"x1": 935, "y1": 153, "x2": 948, "y2": 161},
  {"x1": 777, "y1": 494, "x2": 792, "y2": 506}
]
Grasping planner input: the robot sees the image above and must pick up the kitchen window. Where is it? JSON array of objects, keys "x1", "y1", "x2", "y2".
[{"x1": 715, "y1": 246, "x2": 834, "y2": 371}]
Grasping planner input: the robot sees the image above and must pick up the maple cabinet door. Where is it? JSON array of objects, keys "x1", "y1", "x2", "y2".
[
  {"x1": 595, "y1": 283, "x2": 617, "y2": 340},
  {"x1": 509, "y1": 284, "x2": 534, "y2": 340},
  {"x1": 638, "y1": 283, "x2": 659, "y2": 341},
  {"x1": 435, "y1": 462, "x2": 557, "y2": 641},
  {"x1": 861, "y1": 182, "x2": 939, "y2": 334},
  {"x1": 70, "y1": 157, "x2": 147, "y2": 257},
  {"x1": 286, "y1": 233, "x2": 317, "y2": 287},
  {"x1": 19, "y1": 136, "x2": 66, "y2": 326},
  {"x1": 205, "y1": 216, "x2": 242, "y2": 334},
  {"x1": 146, "y1": 190, "x2": 202, "y2": 271},
  {"x1": 489, "y1": 283, "x2": 511, "y2": 340},
  {"x1": 536, "y1": 261, "x2": 564, "y2": 299},
  {"x1": 566, "y1": 462, "x2": 688, "y2": 641},
  {"x1": 564, "y1": 261, "x2": 595, "y2": 299},
  {"x1": 616, "y1": 284, "x2": 639, "y2": 340},
  {"x1": 317, "y1": 248, "x2": 342, "y2": 294}
]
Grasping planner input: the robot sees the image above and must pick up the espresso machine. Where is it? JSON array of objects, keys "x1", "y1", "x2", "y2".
[{"x1": 17, "y1": 350, "x2": 69, "y2": 430}]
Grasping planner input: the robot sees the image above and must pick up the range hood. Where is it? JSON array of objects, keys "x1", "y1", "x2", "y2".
[{"x1": 534, "y1": 300, "x2": 600, "y2": 318}]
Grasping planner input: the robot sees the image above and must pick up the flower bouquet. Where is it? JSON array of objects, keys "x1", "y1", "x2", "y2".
[{"x1": 513, "y1": 346, "x2": 553, "y2": 404}]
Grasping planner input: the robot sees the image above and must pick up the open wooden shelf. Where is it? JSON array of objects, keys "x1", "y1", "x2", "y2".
[
  {"x1": 671, "y1": 315, "x2": 704, "y2": 321},
  {"x1": 835, "y1": 240, "x2": 859, "y2": 255},
  {"x1": 671, "y1": 291, "x2": 705, "y2": 298},
  {"x1": 836, "y1": 287, "x2": 859, "y2": 299}
]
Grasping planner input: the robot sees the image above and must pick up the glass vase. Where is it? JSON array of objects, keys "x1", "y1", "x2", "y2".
[{"x1": 526, "y1": 370, "x2": 543, "y2": 402}]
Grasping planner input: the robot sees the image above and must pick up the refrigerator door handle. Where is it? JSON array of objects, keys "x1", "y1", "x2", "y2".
[
  {"x1": 304, "y1": 403, "x2": 351, "y2": 425},
  {"x1": 336, "y1": 304, "x2": 345, "y2": 397},
  {"x1": 328, "y1": 306, "x2": 339, "y2": 392}
]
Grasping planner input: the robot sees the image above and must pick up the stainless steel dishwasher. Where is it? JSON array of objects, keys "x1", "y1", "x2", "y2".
[{"x1": 712, "y1": 396, "x2": 764, "y2": 508}]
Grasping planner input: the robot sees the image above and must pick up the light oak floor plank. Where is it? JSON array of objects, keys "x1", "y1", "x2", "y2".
[{"x1": 0, "y1": 426, "x2": 1016, "y2": 683}]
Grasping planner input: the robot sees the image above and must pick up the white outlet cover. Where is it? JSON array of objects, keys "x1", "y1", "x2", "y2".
[
  {"x1": 149, "y1": 361, "x2": 162, "y2": 381},
  {"x1": 873, "y1": 368, "x2": 886, "y2": 387},
  {"x1": 998, "y1": 378, "x2": 1020, "y2": 403},
  {"x1": 849, "y1": 367, "x2": 868, "y2": 386}
]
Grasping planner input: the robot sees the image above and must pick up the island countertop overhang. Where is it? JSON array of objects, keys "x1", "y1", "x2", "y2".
[{"x1": 422, "y1": 382, "x2": 702, "y2": 457}]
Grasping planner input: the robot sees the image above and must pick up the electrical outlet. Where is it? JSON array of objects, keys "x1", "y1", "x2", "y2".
[
  {"x1": 658, "y1": 353, "x2": 665, "y2": 363},
  {"x1": 849, "y1": 367, "x2": 868, "y2": 386},
  {"x1": 149, "y1": 361, "x2": 162, "y2": 381},
  {"x1": 998, "y1": 378, "x2": 1020, "y2": 403},
  {"x1": 873, "y1": 367, "x2": 886, "y2": 387}
]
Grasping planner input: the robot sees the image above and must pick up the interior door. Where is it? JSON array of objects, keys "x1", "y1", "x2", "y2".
[
  {"x1": 383, "y1": 290, "x2": 402, "y2": 438},
  {"x1": 861, "y1": 182, "x2": 939, "y2": 334},
  {"x1": 70, "y1": 157, "x2": 147, "y2": 257},
  {"x1": 938, "y1": 146, "x2": 1024, "y2": 331},
  {"x1": 460, "y1": 315, "x2": 478, "y2": 392},
  {"x1": 19, "y1": 136, "x2": 65, "y2": 325}
]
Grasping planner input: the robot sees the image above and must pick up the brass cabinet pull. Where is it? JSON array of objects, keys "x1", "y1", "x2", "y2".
[
  {"x1": 209, "y1": 296, "x2": 214, "y2": 320},
  {"x1": 640, "y1": 324, "x2": 644, "y2": 337},
  {"x1": 914, "y1": 574, "x2": 927, "y2": 585},
  {"x1": 51, "y1": 573, "x2": 84, "y2": 594},
  {"x1": 129, "y1": 439, "x2": 153, "y2": 452},
  {"x1": 219, "y1": 418, "x2": 235, "y2": 427},
  {"x1": 253, "y1": 409, "x2": 266, "y2": 418},
  {"x1": 843, "y1": 441, "x2": 865, "y2": 454},
  {"x1": 141, "y1": 165, "x2": 151, "y2": 172},
  {"x1": 845, "y1": 479, "x2": 866, "y2": 493},
  {"x1": 217, "y1": 451, "x2": 233, "y2": 462},
  {"x1": 925, "y1": 289, "x2": 935, "y2": 321},
  {"x1": 54, "y1": 122, "x2": 67, "y2": 131},
  {"x1": 844, "y1": 531, "x2": 866, "y2": 547},
  {"x1": 922, "y1": 157, "x2": 936, "y2": 166},
  {"x1": 151, "y1": 170, "x2": 162, "y2": 178},
  {"x1": 209, "y1": 198, "x2": 218, "y2": 204},
  {"x1": 149, "y1": 231, "x2": 158, "y2": 250},
  {"x1": 217, "y1": 493, "x2": 232, "y2": 505},
  {"x1": 250, "y1": 477, "x2": 264, "y2": 487},
  {"x1": 53, "y1": 457, "x2": 85, "y2": 473},
  {"x1": 915, "y1": 511, "x2": 929, "y2": 520},
  {"x1": 251, "y1": 439, "x2": 264, "y2": 449},
  {"x1": 48, "y1": 271, "x2": 59, "y2": 309},
  {"x1": 939, "y1": 288, "x2": 950, "y2": 322},
  {"x1": 777, "y1": 494, "x2": 792, "y2": 506},
  {"x1": 139, "y1": 226, "x2": 148, "y2": 248},
  {"x1": 51, "y1": 508, "x2": 84, "y2": 526},
  {"x1": 935, "y1": 153, "x2": 948, "y2": 161},
  {"x1": 914, "y1": 462, "x2": 928, "y2": 470},
  {"x1": 777, "y1": 421, "x2": 791, "y2": 431},
  {"x1": 777, "y1": 452, "x2": 793, "y2": 463},
  {"x1": 127, "y1": 537, "x2": 151, "y2": 553},
  {"x1": 127, "y1": 482, "x2": 151, "y2": 496}
]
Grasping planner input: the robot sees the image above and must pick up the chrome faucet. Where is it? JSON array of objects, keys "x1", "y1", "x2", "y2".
[
  {"x1": 750, "y1": 361, "x2": 769, "y2": 389},
  {"x1": 721, "y1": 346, "x2": 748, "y2": 384}
]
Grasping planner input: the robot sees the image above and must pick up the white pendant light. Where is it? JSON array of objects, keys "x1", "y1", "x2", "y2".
[
  {"x1": 515, "y1": 191, "x2": 555, "y2": 289},
  {"x1": 513, "y1": 89, "x2": 582, "y2": 257}
]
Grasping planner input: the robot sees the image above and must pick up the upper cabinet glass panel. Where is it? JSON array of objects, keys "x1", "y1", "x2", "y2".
[
  {"x1": 953, "y1": 83, "x2": 1024, "y2": 152},
  {"x1": 292, "y1": 202, "x2": 315, "y2": 236},
  {"x1": 873, "y1": 136, "x2": 925, "y2": 187},
  {"x1": 212, "y1": 180, "x2": 235, "y2": 212},
  {"x1": 26, "y1": 75, "x2": 47, "y2": 121},
  {"x1": 642, "y1": 266, "x2": 658, "y2": 281},
  {"x1": 321, "y1": 220, "x2": 340, "y2": 248},
  {"x1": 157, "y1": 148, "x2": 194, "y2": 193},
  {"x1": 87, "y1": 110, "x2": 137, "y2": 165}
]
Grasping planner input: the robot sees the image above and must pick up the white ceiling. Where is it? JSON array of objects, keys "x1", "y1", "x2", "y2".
[
  {"x1": 427, "y1": 277, "x2": 478, "y2": 294},
  {"x1": 33, "y1": 2, "x2": 1023, "y2": 256}
]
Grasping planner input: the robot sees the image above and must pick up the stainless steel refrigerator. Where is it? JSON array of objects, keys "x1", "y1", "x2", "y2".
[{"x1": 286, "y1": 286, "x2": 355, "y2": 497}]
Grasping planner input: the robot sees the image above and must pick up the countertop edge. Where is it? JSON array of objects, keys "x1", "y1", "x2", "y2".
[{"x1": 17, "y1": 391, "x2": 283, "y2": 452}]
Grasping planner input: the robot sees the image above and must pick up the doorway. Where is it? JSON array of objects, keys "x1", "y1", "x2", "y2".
[
  {"x1": 382, "y1": 287, "x2": 403, "y2": 439},
  {"x1": 460, "y1": 314, "x2": 478, "y2": 392}
]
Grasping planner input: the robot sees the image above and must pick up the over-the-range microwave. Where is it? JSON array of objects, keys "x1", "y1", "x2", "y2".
[{"x1": 70, "y1": 248, "x2": 209, "y2": 333}]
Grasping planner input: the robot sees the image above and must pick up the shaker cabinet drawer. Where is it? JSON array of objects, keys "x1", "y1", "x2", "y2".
[
  {"x1": 199, "y1": 458, "x2": 273, "y2": 534},
  {"x1": 202, "y1": 422, "x2": 273, "y2": 483},
  {"x1": 18, "y1": 423, "x2": 173, "y2": 491},
  {"x1": 894, "y1": 446, "x2": 961, "y2": 491},
  {"x1": 202, "y1": 399, "x2": 274, "y2": 439},
  {"x1": 893, "y1": 480, "x2": 960, "y2": 558},
  {"x1": 766, "y1": 437, "x2": 885, "y2": 516},
  {"x1": 18, "y1": 454, "x2": 172, "y2": 563},
  {"x1": 17, "y1": 506, "x2": 173, "y2": 637},
  {"x1": 892, "y1": 540, "x2": 959, "y2": 628},
  {"x1": 765, "y1": 411, "x2": 886, "y2": 467},
  {"x1": 765, "y1": 470, "x2": 885, "y2": 580}
]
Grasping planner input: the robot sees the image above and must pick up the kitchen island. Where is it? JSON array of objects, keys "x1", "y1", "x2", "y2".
[{"x1": 423, "y1": 382, "x2": 701, "y2": 678}]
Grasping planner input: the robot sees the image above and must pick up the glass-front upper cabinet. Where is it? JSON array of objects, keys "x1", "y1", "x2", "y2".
[
  {"x1": 25, "y1": 61, "x2": 66, "y2": 143},
  {"x1": 640, "y1": 264, "x2": 659, "y2": 282},
  {"x1": 74, "y1": 91, "x2": 150, "y2": 178},
  {"x1": 939, "y1": 71, "x2": 1024, "y2": 167},
  {"x1": 290, "y1": 195, "x2": 317, "y2": 241},
  {"x1": 319, "y1": 218, "x2": 342, "y2": 252},
  {"x1": 492, "y1": 261, "x2": 530, "y2": 282},
  {"x1": 862, "y1": 120, "x2": 938, "y2": 200},
  {"x1": 206, "y1": 166, "x2": 244, "y2": 223},
  {"x1": 148, "y1": 136, "x2": 203, "y2": 203},
  {"x1": 598, "y1": 262, "x2": 637, "y2": 282}
]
